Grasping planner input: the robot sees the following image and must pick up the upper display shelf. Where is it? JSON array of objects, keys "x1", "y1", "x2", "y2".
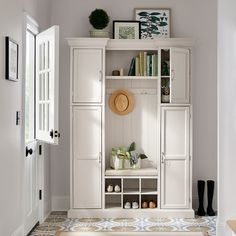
[{"x1": 67, "y1": 38, "x2": 195, "y2": 50}]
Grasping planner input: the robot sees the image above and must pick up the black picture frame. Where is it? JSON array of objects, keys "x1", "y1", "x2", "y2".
[
  {"x1": 113, "y1": 21, "x2": 141, "y2": 39},
  {"x1": 5, "y1": 36, "x2": 19, "y2": 81}
]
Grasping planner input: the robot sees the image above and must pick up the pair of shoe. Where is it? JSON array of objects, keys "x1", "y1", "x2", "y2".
[
  {"x1": 197, "y1": 180, "x2": 215, "y2": 216},
  {"x1": 124, "y1": 201, "x2": 139, "y2": 209},
  {"x1": 142, "y1": 200, "x2": 156, "y2": 208},
  {"x1": 107, "y1": 184, "x2": 121, "y2": 193}
]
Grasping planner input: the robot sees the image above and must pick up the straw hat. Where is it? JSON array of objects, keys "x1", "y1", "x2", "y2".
[{"x1": 109, "y1": 89, "x2": 135, "y2": 115}]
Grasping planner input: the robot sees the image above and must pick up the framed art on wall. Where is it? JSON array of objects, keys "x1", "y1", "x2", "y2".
[
  {"x1": 134, "y1": 8, "x2": 170, "y2": 39},
  {"x1": 5, "y1": 36, "x2": 19, "y2": 81},
  {"x1": 113, "y1": 21, "x2": 140, "y2": 39}
]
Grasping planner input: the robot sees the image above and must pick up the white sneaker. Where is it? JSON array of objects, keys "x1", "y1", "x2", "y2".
[
  {"x1": 132, "y1": 201, "x2": 139, "y2": 209},
  {"x1": 124, "y1": 202, "x2": 131, "y2": 209},
  {"x1": 114, "y1": 185, "x2": 121, "y2": 192}
]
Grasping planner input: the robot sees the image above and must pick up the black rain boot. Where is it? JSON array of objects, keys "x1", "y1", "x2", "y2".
[
  {"x1": 207, "y1": 180, "x2": 216, "y2": 216},
  {"x1": 197, "y1": 180, "x2": 206, "y2": 216}
]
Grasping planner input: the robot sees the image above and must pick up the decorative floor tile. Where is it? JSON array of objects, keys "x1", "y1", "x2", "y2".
[{"x1": 29, "y1": 211, "x2": 216, "y2": 236}]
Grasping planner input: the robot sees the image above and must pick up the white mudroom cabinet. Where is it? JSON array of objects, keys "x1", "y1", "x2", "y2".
[{"x1": 67, "y1": 38, "x2": 194, "y2": 218}]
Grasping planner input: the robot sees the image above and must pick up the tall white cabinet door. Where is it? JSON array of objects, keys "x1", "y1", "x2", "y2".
[
  {"x1": 73, "y1": 49, "x2": 103, "y2": 103},
  {"x1": 73, "y1": 106, "x2": 102, "y2": 160},
  {"x1": 161, "y1": 107, "x2": 190, "y2": 209},
  {"x1": 72, "y1": 106, "x2": 102, "y2": 208},
  {"x1": 170, "y1": 48, "x2": 190, "y2": 104},
  {"x1": 73, "y1": 159, "x2": 101, "y2": 208}
]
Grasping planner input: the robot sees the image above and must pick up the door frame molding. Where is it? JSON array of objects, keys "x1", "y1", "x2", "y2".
[{"x1": 22, "y1": 12, "x2": 45, "y2": 234}]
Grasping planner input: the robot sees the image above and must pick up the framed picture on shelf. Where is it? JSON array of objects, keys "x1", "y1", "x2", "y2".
[
  {"x1": 113, "y1": 21, "x2": 141, "y2": 39},
  {"x1": 5, "y1": 36, "x2": 19, "y2": 81},
  {"x1": 134, "y1": 8, "x2": 170, "y2": 39}
]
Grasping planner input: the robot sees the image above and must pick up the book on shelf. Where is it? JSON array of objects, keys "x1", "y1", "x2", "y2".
[
  {"x1": 135, "y1": 56, "x2": 140, "y2": 76},
  {"x1": 143, "y1": 51, "x2": 147, "y2": 76},
  {"x1": 127, "y1": 52, "x2": 158, "y2": 77},
  {"x1": 128, "y1": 57, "x2": 135, "y2": 76},
  {"x1": 147, "y1": 54, "x2": 151, "y2": 76}
]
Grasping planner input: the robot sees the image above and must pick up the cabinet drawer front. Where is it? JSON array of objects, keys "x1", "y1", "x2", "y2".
[
  {"x1": 73, "y1": 48, "x2": 102, "y2": 103},
  {"x1": 73, "y1": 106, "x2": 102, "y2": 160},
  {"x1": 73, "y1": 159, "x2": 101, "y2": 208}
]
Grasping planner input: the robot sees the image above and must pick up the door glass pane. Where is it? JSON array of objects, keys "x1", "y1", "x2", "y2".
[{"x1": 25, "y1": 30, "x2": 35, "y2": 143}]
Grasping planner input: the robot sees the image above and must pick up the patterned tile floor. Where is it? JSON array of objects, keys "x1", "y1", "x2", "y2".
[{"x1": 29, "y1": 211, "x2": 216, "y2": 236}]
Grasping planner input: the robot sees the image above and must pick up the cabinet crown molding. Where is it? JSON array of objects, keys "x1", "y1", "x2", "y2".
[
  {"x1": 67, "y1": 38, "x2": 109, "y2": 47},
  {"x1": 67, "y1": 38, "x2": 195, "y2": 49}
]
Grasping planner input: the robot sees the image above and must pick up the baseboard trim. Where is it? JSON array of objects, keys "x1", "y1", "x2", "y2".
[
  {"x1": 43, "y1": 210, "x2": 51, "y2": 222},
  {"x1": 12, "y1": 225, "x2": 24, "y2": 236},
  {"x1": 43, "y1": 199, "x2": 52, "y2": 222},
  {"x1": 52, "y1": 195, "x2": 70, "y2": 211}
]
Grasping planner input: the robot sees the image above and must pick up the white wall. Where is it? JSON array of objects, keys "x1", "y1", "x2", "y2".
[
  {"x1": 217, "y1": 0, "x2": 236, "y2": 234},
  {"x1": 0, "y1": 0, "x2": 51, "y2": 235},
  {"x1": 50, "y1": 0, "x2": 217, "y2": 211}
]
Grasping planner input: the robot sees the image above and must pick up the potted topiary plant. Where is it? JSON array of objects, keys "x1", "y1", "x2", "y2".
[{"x1": 89, "y1": 9, "x2": 110, "y2": 38}]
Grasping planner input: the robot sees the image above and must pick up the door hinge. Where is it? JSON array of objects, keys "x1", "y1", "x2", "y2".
[
  {"x1": 39, "y1": 145, "x2": 42, "y2": 155},
  {"x1": 39, "y1": 190, "x2": 42, "y2": 200}
]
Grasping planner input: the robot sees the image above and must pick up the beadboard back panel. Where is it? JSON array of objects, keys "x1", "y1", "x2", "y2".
[{"x1": 105, "y1": 80, "x2": 159, "y2": 169}]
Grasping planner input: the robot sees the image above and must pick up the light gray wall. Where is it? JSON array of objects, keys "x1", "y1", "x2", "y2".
[
  {"x1": 50, "y1": 0, "x2": 217, "y2": 211},
  {"x1": 217, "y1": 0, "x2": 236, "y2": 234},
  {"x1": 0, "y1": 0, "x2": 51, "y2": 235}
]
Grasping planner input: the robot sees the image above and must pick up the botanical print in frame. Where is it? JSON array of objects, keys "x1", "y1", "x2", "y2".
[
  {"x1": 113, "y1": 21, "x2": 140, "y2": 39},
  {"x1": 134, "y1": 8, "x2": 170, "y2": 39},
  {"x1": 5, "y1": 37, "x2": 19, "y2": 81}
]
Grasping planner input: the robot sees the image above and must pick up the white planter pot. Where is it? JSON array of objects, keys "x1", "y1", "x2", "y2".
[
  {"x1": 110, "y1": 155, "x2": 123, "y2": 170},
  {"x1": 110, "y1": 155, "x2": 141, "y2": 170},
  {"x1": 161, "y1": 94, "x2": 170, "y2": 103},
  {"x1": 128, "y1": 158, "x2": 141, "y2": 169},
  {"x1": 90, "y1": 29, "x2": 110, "y2": 38}
]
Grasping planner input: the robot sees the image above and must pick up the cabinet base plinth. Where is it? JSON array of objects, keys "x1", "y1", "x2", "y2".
[{"x1": 68, "y1": 208, "x2": 194, "y2": 218}]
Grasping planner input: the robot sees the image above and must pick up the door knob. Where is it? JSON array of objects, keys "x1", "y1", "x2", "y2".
[
  {"x1": 50, "y1": 129, "x2": 60, "y2": 139},
  {"x1": 26, "y1": 146, "x2": 33, "y2": 157}
]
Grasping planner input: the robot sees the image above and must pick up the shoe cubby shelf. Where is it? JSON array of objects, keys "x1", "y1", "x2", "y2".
[{"x1": 104, "y1": 177, "x2": 158, "y2": 209}]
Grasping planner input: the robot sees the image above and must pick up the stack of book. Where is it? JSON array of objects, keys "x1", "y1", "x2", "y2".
[{"x1": 128, "y1": 52, "x2": 158, "y2": 77}]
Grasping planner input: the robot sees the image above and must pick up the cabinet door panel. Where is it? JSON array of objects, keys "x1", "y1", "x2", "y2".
[
  {"x1": 161, "y1": 107, "x2": 190, "y2": 209},
  {"x1": 73, "y1": 159, "x2": 101, "y2": 208},
  {"x1": 73, "y1": 106, "x2": 101, "y2": 160},
  {"x1": 73, "y1": 49, "x2": 102, "y2": 103},
  {"x1": 170, "y1": 48, "x2": 189, "y2": 104}
]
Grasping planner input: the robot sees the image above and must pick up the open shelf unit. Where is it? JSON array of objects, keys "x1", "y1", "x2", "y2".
[{"x1": 104, "y1": 176, "x2": 158, "y2": 209}]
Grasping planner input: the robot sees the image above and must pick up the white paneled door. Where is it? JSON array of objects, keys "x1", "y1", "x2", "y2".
[
  {"x1": 36, "y1": 26, "x2": 59, "y2": 144},
  {"x1": 161, "y1": 107, "x2": 190, "y2": 209},
  {"x1": 24, "y1": 21, "x2": 59, "y2": 234},
  {"x1": 72, "y1": 106, "x2": 102, "y2": 208},
  {"x1": 170, "y1": 48, "x2": 190, "y2": 104},
  {"x1": 73, "y1": 49, "x2": 103, "y2": 103},
  {"x1": 25, "y1": 141, "x2": 38, "y2": 234}
]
